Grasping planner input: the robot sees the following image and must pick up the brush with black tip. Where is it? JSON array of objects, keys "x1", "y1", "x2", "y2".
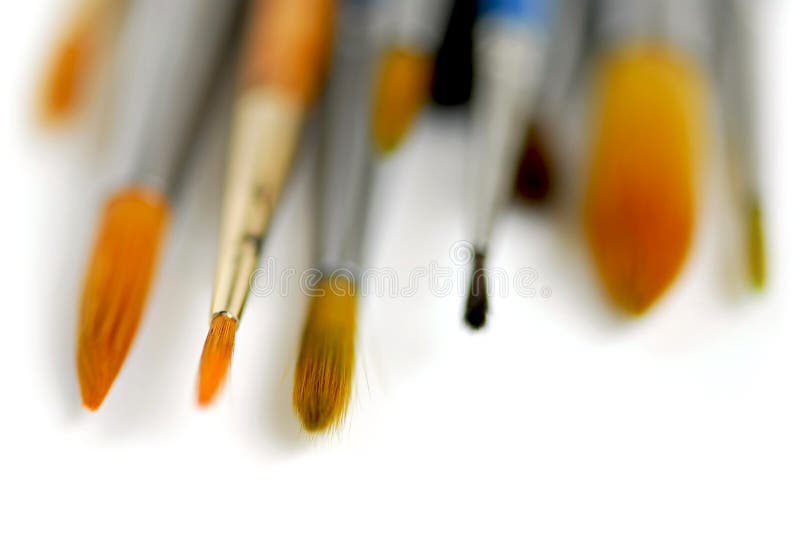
[
  {"x1": 292, "y1": 0, "x2": 378, "y2": 433},
  {"x1": 76, "y1": 0, "x2": 242, "y2": 410},
  {"x1": 464, "y1": 0, "x2": 555, "y2": 330}
]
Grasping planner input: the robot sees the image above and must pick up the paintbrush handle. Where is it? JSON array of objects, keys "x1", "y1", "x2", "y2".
[
  {"x1": 316, "y1": 2, "x2": 377, "y2": 272},
  {"x1": 209, "y1": 0, "x2": 334, "y2": 321},
  {"x1": 107, "y1": 0, "x2": 240, "y2": 194}
]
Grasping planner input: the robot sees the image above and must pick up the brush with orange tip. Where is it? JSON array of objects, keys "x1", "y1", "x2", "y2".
[
  {"x1": 292, "y1": 0, "x2": 378, "y2": 433},
  {"x1": 36, "y1": 0, "x2": 127, "y2": 124},
  {"x1": 196, "y1": 0, "x2": 335, "y2": 407},
  {"x1": 372, "y1": 0, "x2": 451, "y2": 153},
  {"x1": 716, "y1": 0, "x2": 767, "y2": 290},
  {"x1": 76, "y1": 0, "x2": 242, "y2": 410},
  {"x1": 582, "y1": 0, "x2": 710, "y2": 315}
]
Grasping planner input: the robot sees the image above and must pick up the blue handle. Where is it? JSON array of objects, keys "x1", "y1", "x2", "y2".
[{"x1": 478, "y1": 0, "x2": 553, "y2": 24}]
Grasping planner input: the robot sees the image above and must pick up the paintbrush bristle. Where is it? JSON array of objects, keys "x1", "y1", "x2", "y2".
[
  {"x1": 748, "y1": 200, "x2": 767, "y2": 290},
  {"x1": 38, "y1": 21, "x2": 94, "y2": 123},
  {"x1": 293, "y1": 276, "x2": 357, "y2": 433},
  {"x1": 465, "y1": 250, "x2": 489, "y2": 329},
  {"x1": 197, "y1": 314, "x2": 237, "y2": 407},
  {"x1": 372, "y1": 48, "x2": 432, "y2": 154},
  {"x1": 77, "y1": 186, "x2": 170, "y2": 410},
  {"x1": 583, "y1": 47, "x2": 705, "y2": 315}
]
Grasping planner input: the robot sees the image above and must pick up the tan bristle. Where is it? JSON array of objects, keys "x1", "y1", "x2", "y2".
[
  {"x1": 197, "y1": 315, "x2": 237, "y2": 407},
  {"x1": 293, "y1": 276, "x2": 358, "y2": 433},
  {"x1": 372, "y1": 48, "x2": 432, "y2": 154},
  {"x1": 583, "y1": 46, "x2": 706, "y2": 315},
  {"x1": 77, "y1": 186, "x2": 170, "y2": 410}
]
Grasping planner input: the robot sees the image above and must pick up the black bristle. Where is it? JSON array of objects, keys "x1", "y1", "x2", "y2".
[
  {"x1": 431, "y1": 0, "x2": 477, "y2": 107},
  {"x1": 465, "y1": 250, "x2": 489, "y2": 329}
]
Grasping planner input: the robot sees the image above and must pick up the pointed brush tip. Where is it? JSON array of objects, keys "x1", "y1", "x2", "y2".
[
  {"x1": 465, "y1": 251, "x2": 489, "y2": 330},
  {"x1": 196, "y1": 315, "x2": 237, "y2": 408}
]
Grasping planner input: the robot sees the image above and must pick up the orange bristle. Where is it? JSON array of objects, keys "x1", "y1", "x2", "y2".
[
  {"x1": 77, "y1": 186, "x2": 170, "y2": 410},
  {"x1": 583, "y1": 46, "x2": 706, "y2": 315},
  {"x1": 293, "y1": 276, "x2": 357, "y2": 433},
  {"x1": 38, "y1": 21, "x2": 94, "y2": 123},
  {"x1": 372, "y1": 48, "x2": 432, "y2": 153},
  {"x1": 196, "y1": 315, "x2": 237, "y2": 407}
]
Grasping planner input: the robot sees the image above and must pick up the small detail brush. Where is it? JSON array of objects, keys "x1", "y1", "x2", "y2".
[
  {"x1": 77, "y1": 0, "x2": 240, "y2": 410},
  {"x1": 716, "y1": 0, "x2": 767, "y2": 290},
  {"x1": 197, "y1": 0, "x2": 334, "y2": 407},
  {"x1": 372, "y1": 0, "x2": 451, "y2": 153},
  {"x1": 37, "y1": 0, "x2": 126, "y2": 124},
  {"x1": 293, "y1": 0, "x2": 377, "y2": 432},
  {"x1": 464, "y1": 0, "x2": 554, "y2": 329}
]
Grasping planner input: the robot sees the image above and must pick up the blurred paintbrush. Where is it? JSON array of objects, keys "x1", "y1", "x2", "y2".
[
  {"x1": 372, "y1": 0, "x2": 452, "y2": 153},
  {"x1": 36, "y1": 0, "x2": 127, "y2": 124},
  {"x1": 716, "y1": 0, "x2": 767, "y2": 290},
  {"x1": 293, "y1": 0, "x2": 377, "y2": 433},
  {"x1": 582, "y1": 0, "x2": 710, "y2": 314},
  {"x1": 464, "y1": 0, "x2": 554, "y2": 329},
  {"x1": 197, "y1": 0, "x2": 334, "y2": 407},
  {"x1": 77, "y1": 0, "x2": 241, "y2": 410}
]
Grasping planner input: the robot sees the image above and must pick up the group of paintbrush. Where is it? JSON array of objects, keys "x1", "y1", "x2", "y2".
[
  {"x1": 35, "y1": 0, "x2": 768, "y2": 430},
  {"x1": 455, "y1": 0, "x2": 768, "y2": 327}
]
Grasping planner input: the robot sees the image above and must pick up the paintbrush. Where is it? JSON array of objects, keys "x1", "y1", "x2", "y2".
[
  {"x1": 715, "y1": 0, "x2": 767, "y2": 290},
  {"x1": 76, "y1": 0, "x2": 241, "y2": 410},
  {"x1": 372, "y1": 0, "x2": 452, "y2": 153},
  {"x1": 196, "y1": 0, "x2": 335, "y2": 407},
  {"x1": 293, "y1": 0, "x2": 378, "y2": 433},
  {"x1": 582, "y1": 0, "x2": 711, "y2": 314},
  {"x1": 464, "y1": 0, "x2": 555, "y2": 329},
  {"x1": 514, "y1": 0, "x2": 590, "y2": 204},
  {"x1": 37, "y1": 0, "x2": 127, "y2": 124}
]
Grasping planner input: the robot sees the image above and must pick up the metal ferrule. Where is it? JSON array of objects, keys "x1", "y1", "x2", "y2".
[
  {"x1": 106, "y1": 0, "x2": 241, "y2": 196},
  {"x1": 468, "y1": 7, "x2": 552, "y2": 249},
  {"x1": 209, "y1": 90, "x2": 305, "y2": 322},
  {"x1": 715, "y1": 0, "x2": 761, "y2": 199},
  {"x1": 594, "y1": 0, "x2": 714, "y2": 64},
  {"x1": 315, "y1": 1, "x2": 378, "y2": 273},
  {"x1": 381, "y1": 0, "x2": 453, "y2": 52}
]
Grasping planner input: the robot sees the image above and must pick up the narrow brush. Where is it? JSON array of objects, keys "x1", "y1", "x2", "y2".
[
  {"x1": 716, "y1": 0, "x2": 767, "y2": 290},
  {"x1": 293, "y1": 0, "x2": 377, "y2": 432},
  {"x1": 77, "y1": 0, "x2": 241, "y2": 410},
  {"x1": 37, "y1": 0, "x2": 126, "y2": 124},
  {"x1": 464, "y1": 0, "x2": 554, "y2": 329},
  {"x1": 582, "y1": 0, "x2": 710, "y2": 315},
  {"x1": 198, "y1": 0, "x2": 334, "y2": 406},
  {"x1": 372, "y1": 0, "x2": 451, "y2": 153}
]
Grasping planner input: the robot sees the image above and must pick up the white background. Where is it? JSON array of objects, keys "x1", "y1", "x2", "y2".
[{"x1": 2, "y1": 1, "x2": 799, "y2": 534}]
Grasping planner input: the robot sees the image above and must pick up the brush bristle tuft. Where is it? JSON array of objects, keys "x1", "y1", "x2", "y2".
[
  {"x1": 372, "y1": 48, "x2": 432, "y2": 154},
  {"x1": 583, "y1": 47, "x2": 705, "y2": 315},
  {"x1": 76, "y1": 186, "x2": 170, "y2": 410},
  {"x1": 293, "y1": 276, "x2": 357, "y2": 433},
  {"x1": 465, "y1": 251, "x2": 489, "y2": 329},
  {"x1": 197, "y1": 315, "x2": 238, "y2": 407}
]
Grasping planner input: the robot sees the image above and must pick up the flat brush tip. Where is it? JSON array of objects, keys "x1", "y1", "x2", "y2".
[
  {"x1": 197, "y1": 315, "x2": 237, "y2": 407},
  {"x1": 465, "y1": 251, "x2": 489, "y2": 330},
  {"x1": 293, "y1": 278, "x2": 357, "y2": 432}
]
